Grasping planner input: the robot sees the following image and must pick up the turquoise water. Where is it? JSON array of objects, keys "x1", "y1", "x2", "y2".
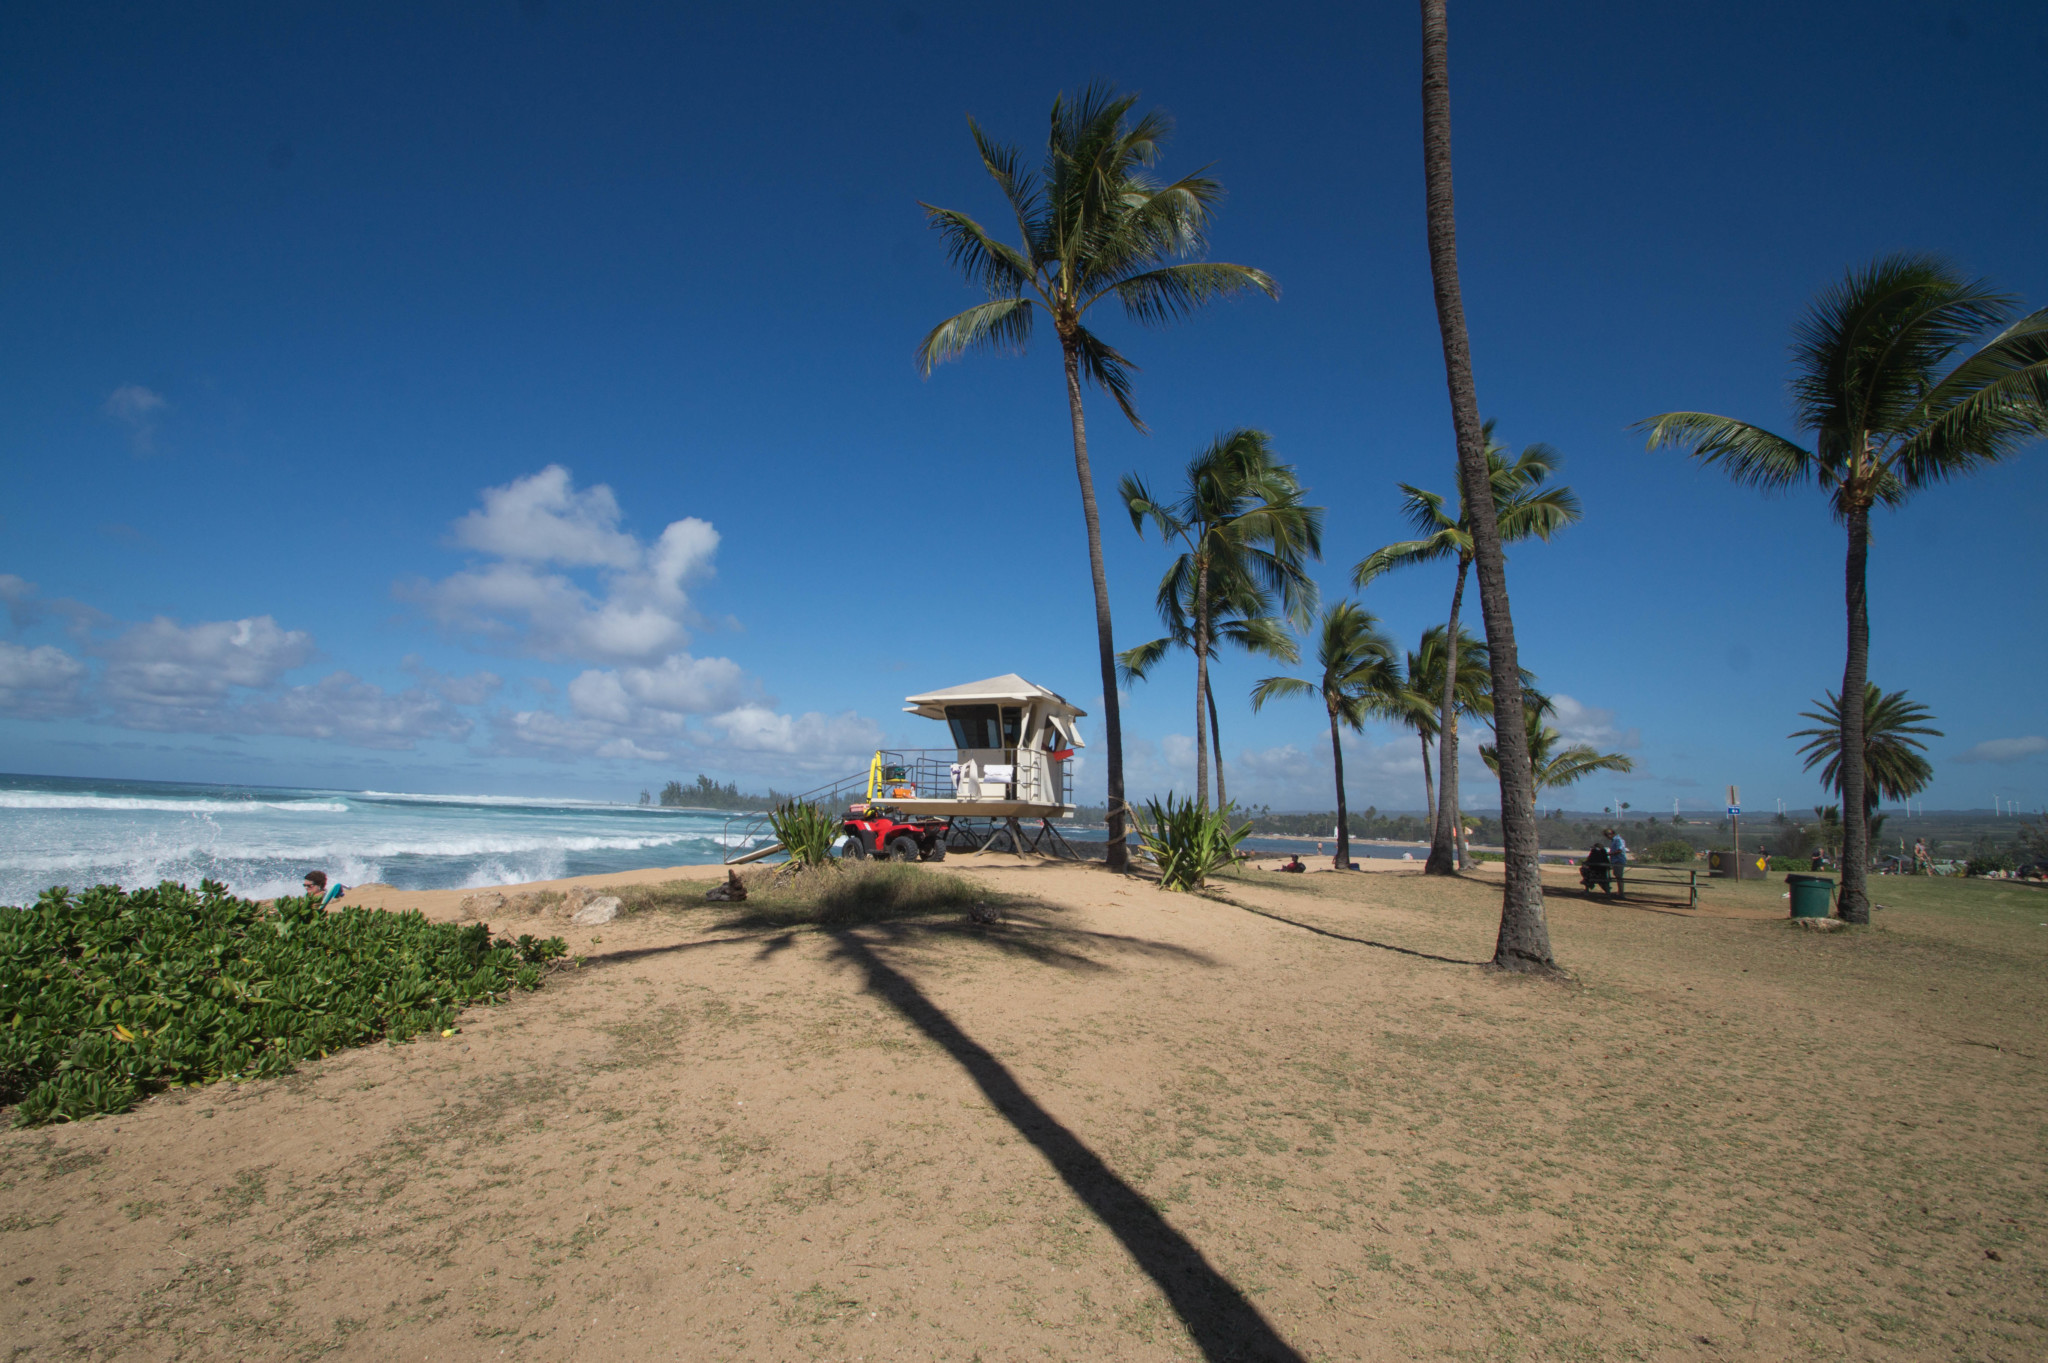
[{"x1": 0, "y1": 773, "x2": 755, "y2": 906}]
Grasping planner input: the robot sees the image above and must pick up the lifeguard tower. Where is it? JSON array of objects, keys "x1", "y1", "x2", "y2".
[{"x1": 722, "y1": 674, "x2": 1088, "y2": 862}]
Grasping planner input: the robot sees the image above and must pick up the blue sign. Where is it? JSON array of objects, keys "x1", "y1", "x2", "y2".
[{"x1": 1726, "y1": 805, "x2": 1741, "y2": 816}]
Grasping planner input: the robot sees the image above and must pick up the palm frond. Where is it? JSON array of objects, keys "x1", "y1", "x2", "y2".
[
  {"x1": 1099, "y1": 262, "x2": 1279, "y2": 327},
  {"x1": 1892, "y1": 307, "x2": 2048, "y2": 485},
  {"x1": 1115, "y1": 636, "x2": 1174, "y2": 687},
  {"x1": 916, "y1": 299, "x2": 1033, "y2": 375},
  {"x1": 919, "y1": 204, "x2": 1035, "y2": 301},
  {"x1": 1249, "y1": 674, "x2": 1318, "y2": 712},
  {"x1": 1070, "y1": 325, "x2": 1144, "y2": 431},
  {"x1": 1636, "y1": 412, "x2": 1816, "y2": 493},
  {"x1": 1352, "y1": 535, "x2": 1456, "y2": 587},
  {"x1": 967, "y1": 118, "x2": 1046, "y2": 262}
]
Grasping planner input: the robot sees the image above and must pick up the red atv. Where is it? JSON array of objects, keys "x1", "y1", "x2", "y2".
[{"x1": 841, "y1": 805, "x2": 950, "y2": 862}]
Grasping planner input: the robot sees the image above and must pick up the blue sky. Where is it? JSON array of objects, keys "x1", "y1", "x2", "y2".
[{"x1": 2, "y1": 0, "x2": 2044, "y2": 814}]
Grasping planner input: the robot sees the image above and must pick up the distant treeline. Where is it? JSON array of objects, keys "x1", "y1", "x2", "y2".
[{"x1": 643, "y1": 775, "x2": 791, "y2": 812}]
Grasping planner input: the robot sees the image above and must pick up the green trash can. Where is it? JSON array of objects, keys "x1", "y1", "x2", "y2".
[{"x1": 1785, "y1": 874, "x2": 1835, "y2": 919}]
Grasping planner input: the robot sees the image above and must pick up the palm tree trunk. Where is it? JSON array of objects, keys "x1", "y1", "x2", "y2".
[
  {"x1": 1194, "y1": 553, "x2": 1211, "y2": 810},
  {"x1": 1425, "y1": 560, "x2": 1468, "y2": 875},
  {"x1": 1061, "y1": 344, "x2": 1128, "y2": 872},
  {"x1": 1205, "y1": 670, "x2": 1227, "y2": 808},
  {"x1": 1838, "y1": 501, "x2": 1872, "y2": 922},
  {"x1": 1420, "y1": 0, "x2": 1553, "y2": 971},
  {"x1": 1330, "y1": 708, "x2": 1351, "y2": 869},
  {"x1": 1420, "y1": 733, "x2": 1436, "y2": 827}
]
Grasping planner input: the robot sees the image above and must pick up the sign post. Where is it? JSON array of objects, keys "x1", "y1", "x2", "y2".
[{"x1": 1727, "y1": 785, "x2": 1742, "y2": 878}]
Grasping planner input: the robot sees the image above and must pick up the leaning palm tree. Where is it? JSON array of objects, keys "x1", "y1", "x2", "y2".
[
  {"x1": 1481, "y1": 701, "x2": 1635, "y2": 803},
  {"x1": 1790, "y1": 684, "x2": 1942, "y2": 821},
  {"x1": 1640, "y1": 255, "x2": 2047, "y2": 920},
  {"x1": 1397, "y1": 624, "x2": 1493, "y2": 829},
  {"x1": 918, "y1": 85, "x2": 1279, "y2": 871},
  {"x1": 1117, "y1": 573, "x2": 1299, "y2": 808},
  {"x1": 1121, "y1": 429, "x2": 1322, "y2": 809},
  {"x1": 1355, "y1": 424, "x2": 1579, "y2": 875},
  {"x1": 1418, "y1": 0, "x2": 1556, "y2": 972},
  {"x1": 1251, "y1": 603, "x2": 1405, "y2": 870}
]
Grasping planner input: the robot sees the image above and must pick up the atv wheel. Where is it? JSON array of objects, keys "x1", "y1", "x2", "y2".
[
  {"x1": 922, "y1": 842, "x2": 947, "y2": 862},
  {"x1": 840, "y1": 831, "x2": 868, "y2": 860},
  {"x1": 888, "y1": 834, "x2": 920, "y2": 862}
]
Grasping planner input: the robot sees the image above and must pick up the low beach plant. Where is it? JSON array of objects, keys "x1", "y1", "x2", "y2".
[
  {"x1": 0, "y1": 879, "x2": 567, "y2": 1127},
  {"x1": 768, "y1": 798, "x2": 842, "y2": 870},
  {"x1": 1133, "y1": 793, "x2": 1252, "y2": 891}
]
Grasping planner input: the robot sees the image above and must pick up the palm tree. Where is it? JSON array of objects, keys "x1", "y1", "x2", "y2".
[
  {"x1": 1251, "y1": 603, "x2": 1405, "y2": 870},
  {"x1": 1640, "y1": 255, "x2": 2048, "y2": 920},
  {"x1": 1355, "y1": 424, "x2": 1579, "y2": 874},
  {"x1": 1481, "y1": 701, "x2": 1635, "y2": 802},
  {"x1": 918, "y1": 86, "x2": 1279, "y2": 871},
  {"x1": 1396, "y1": 624, "x2": 1492, "y2": 830},
  {"x1": 1790, "y1": 684, "x2": 1942, "y2": 821},
  {"x1": 1121, "y1": 429, "x2": 1322, "y2": 809},
  {"x1": 1418, "y1": 0, "x2": 1555, "y2": 971},
  {"x1": 1117, "y1": 573, "x2": 1300, "y2": 808}
]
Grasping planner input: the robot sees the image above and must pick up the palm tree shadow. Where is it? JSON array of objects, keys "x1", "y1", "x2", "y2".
[{"x1": 828, "y1": 928, "x2": 1305, "y2": 1362}]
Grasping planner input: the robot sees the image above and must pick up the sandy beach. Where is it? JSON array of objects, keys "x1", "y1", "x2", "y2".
[{"x1": 4, "y1": 853, "x2": 2035, "y2": 1360}]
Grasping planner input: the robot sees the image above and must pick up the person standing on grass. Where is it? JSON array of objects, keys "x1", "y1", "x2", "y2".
[{"x1": 1606, "y1": 827, "x2": 1628, "y2": 895}]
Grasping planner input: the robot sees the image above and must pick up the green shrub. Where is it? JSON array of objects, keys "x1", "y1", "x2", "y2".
[
  {"x1": 768, "y1": 799, "x2": 842, "y2": 869},
  {"x1": 1132, "y1": 794, "x2": 1251, "y2": 891},
  {"x1": 1644, "y1": 839, "x2": 1697, "y2": 865},
  {"x1": 0, "y1": 879, "x2": 566, "y2": 1127},
  {"x1": 1965, "y1": 851, "x2": 2014, "y2": 877}
]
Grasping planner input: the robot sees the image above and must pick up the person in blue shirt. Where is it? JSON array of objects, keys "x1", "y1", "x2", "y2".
[
  {"x1": 1606, "y1": 828, "x2": 1628, "y2": 895},
  {"x1": 302, "y1": 870, "x2": 346, "y2": 910}
]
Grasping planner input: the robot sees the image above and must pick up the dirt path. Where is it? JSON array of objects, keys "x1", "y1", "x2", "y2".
[{"x1": 4, "y1": 860, "x2": 2042, "y2": 1360}]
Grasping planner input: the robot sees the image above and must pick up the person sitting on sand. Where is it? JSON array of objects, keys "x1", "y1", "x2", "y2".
[
  {"x1": 302, "y1": 870, "x2": 345, "y2": 909},
  {"x1": 1281, "y1": 855, "x2": 1306, "y2": 873},
  {"x1": 1580, "y1": 842, "x2": 1611, "y2": 894}
]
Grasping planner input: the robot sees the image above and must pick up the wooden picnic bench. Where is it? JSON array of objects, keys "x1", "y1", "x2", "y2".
[{"x1": 1568, "y1": 863, "x2": 1699, "y2": 909}]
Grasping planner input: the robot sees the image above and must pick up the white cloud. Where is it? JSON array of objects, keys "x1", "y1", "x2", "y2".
[
  {"x1": 567, "y1": 654, "x2": 752, "y2": 725},
  {"x1": 0, "y1": 574, "x2": 105, "y2": 632},
  {"x1": 0, "y1": 642, "x2": 89, "y2": 718},
  {"x1": 701, "y1": 706, "x2": 880, "y2": 759},
  {"x1": 97, "y1": 615, "x2": 316, "y2": 725},
  {"x1": 399, "y1": 656, "x2": 504, "y2": 706},
  {"x1": 1955, "y1": 735, "x2": 2048, "y2": 765},
  {"x1": 451, "y1": 463, "x2": 642, "y2": 568},
  {"x1": 406, "y1": 466, "x2": 719, "y2": 665},
  {"x1": 236, "y1": 673, "x2": 473, "y2": 750},
  {"x1": 1548, "y1": 694, "x2": 1640, "y2": 750},
  {"x1": 104, "y1": 384, "x2": 166, "y2": 453}
]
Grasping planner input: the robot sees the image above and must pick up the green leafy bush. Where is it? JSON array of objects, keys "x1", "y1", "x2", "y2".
[
  {"x1": 0, "y1": 879, "x2": 566, "y2": 1127},
  {"x1": 1644, "y1": 839, "x2": 1698, "y2": 865},
  {"x1": 768, "y1": 799, "x2": 843, "y2": 869},
  {"x1": 1133, "y1": 794, "x2": 1251, "y2": 891}
]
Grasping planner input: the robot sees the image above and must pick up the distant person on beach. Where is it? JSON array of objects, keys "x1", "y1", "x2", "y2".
[
  {"x1": 1606, "y1": 827, "x2": 1628, "y2": 894},
  {"x1": 1581, "y1": 842, "x2": 1612, "y2": 893},
  {"x1": 302, "y1": 870, "x2": 344, "y2": 909},
  {"x1": 1913, "y1": 838, "x2": 1931, "y2": 874},
  {"x1": 1281, "y1": 854, "x2": 1306, "y2": 873}
]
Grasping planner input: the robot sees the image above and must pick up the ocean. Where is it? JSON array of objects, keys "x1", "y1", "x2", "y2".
[
  {"x1": 0, "y1": 772, "x2": 759, "y2": 907},
  {"x1": 0, "y1": 772, "x2": 1437, "y2": 907}
]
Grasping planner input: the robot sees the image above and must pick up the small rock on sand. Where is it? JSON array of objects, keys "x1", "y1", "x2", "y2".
[
  {"x1": 569, "y1": 895, "x2": 622, "y2": 926},
  {"x1": 458, "y1": 891, "x2": 508, "y2": 921}
]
